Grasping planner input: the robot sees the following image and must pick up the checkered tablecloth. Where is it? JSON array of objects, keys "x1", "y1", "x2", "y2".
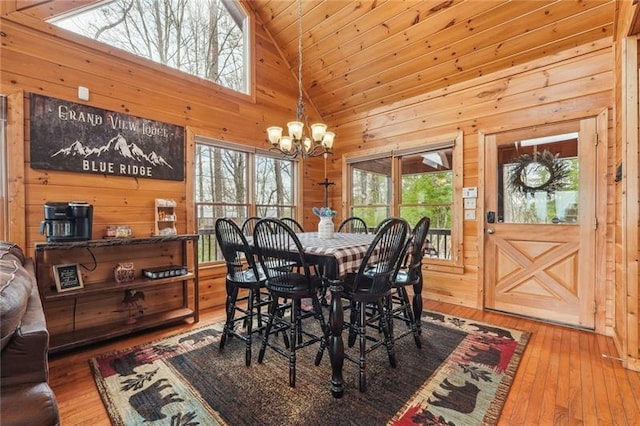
[{"x1": 296, "y1": 232, "x2": 375, "y2": 278}]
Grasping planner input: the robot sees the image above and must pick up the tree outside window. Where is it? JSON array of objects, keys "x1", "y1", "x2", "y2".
[
  {"x1": 50, "y1": 0, "x2": 249, "y2": 94},
  {"x1": 347, "y1": 137, "x2": 461, "y2": 263},
  {"x1": 400, "y1": 149, "x2": 453, "y2": 259},
  {"x1": 195, "y1": 141, "x2": 295, "y2": 262}
]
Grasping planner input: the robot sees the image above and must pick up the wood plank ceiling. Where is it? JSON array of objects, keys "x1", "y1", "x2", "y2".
[
  {"x1": 248, "y1": 0, "x2": 616, "y2": 123},
  {"x1": 17, "y1": 0, "x2": 616, "y2": 124}
]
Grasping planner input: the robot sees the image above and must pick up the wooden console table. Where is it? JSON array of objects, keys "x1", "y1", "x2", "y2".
[{"x1": 35, "y1": 234, "x2": 199, "y2": 353}]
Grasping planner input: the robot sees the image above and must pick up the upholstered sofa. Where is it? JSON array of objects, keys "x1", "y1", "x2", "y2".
[{"x1": 1, "y1": 241, "x2": 60, "y2": 426}]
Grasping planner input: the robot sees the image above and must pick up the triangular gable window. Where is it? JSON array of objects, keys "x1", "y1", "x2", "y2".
[{"x1": 49, "y1": 0, "x2": 249, "y2": 94}]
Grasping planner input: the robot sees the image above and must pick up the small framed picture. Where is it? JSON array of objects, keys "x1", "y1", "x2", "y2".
[{"x1": 53, "y1": 264, "x2": 84, "y2": 292}]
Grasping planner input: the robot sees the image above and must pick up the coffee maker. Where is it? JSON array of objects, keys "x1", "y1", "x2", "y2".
[{"x1": 40, "y1": 201, "x2": 93, "y2": 242}]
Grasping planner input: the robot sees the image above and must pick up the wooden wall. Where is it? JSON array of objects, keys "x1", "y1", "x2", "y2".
[
  {"x1": 0, "y1": 2, "x2": 327, "y2": 313},
  {"x1": 329, "y1": 38, "x2": 615, "y2": 330},
  {"x1": 612, "y1": 0, "x2": 640, "y2": 372},
  {"x1": 0, "y1": 2, "x2": 626, "y2": 343}
]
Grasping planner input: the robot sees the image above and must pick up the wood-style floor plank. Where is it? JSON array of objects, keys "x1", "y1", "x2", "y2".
[
  {"x1": 568, "y1": 330, "x2": 584, "y2": 423},
  {"x1": 554, "y1": 327, "x2": 572, "y2": 425},
  {"x1": 537, "y1": 325, "x2": 561, "y2": 425},
  {"x1": 46, "y1": 300, "x2": 640, "y2": 425}
]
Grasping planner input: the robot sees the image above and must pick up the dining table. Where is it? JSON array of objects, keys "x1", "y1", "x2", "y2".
[{"x1": 246, "y1": 230, "x2": 376, "y2": 398}]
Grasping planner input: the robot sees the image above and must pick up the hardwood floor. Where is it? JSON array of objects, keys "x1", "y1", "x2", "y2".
[{"x1": 48, "y1": 300, "x2": 640, "y2": 425}]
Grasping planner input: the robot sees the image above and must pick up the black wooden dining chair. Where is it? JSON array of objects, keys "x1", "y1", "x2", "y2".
[
  {"x1": 252, "y1": 218, "x2": 327, "y2": 387},
  {"x1": 373, "y1": 216, "x2": 400, "y2": 234},
  {"x1": 337, "y1": 216, "x2": 368, "y2": 234},
  {"x1": 215, "y1": 218, "x2": 270, "y2": 366},
  {"x1": 389, "y1": 216, "x2": 431, "y2": 347},
  {"x1": 341, "y1": 217, "x2": 409, "y2": 392},
  {"x1": 280, "y1": 217, "x2": 305, "y2": 233},
  {"x1": 241, "y1": 216, "x2": 261, "y2": 236}
]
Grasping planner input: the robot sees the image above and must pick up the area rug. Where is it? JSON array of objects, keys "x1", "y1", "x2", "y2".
[{"x1": 89, "y1": 311, "x2": 530, "y2": 425}]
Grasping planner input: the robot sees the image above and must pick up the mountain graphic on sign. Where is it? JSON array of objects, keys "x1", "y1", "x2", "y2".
[{"x1": 51, "y1": 134, "x2": 174, "y2": 169}]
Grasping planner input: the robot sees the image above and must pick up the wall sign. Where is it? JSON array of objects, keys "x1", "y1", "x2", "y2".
[{"x1": 29, "y1": 93, "x2": 184, "y2": 181}]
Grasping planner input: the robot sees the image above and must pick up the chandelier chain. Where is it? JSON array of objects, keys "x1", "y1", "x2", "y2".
[
  {"x1": 296, "y1": 0, "x2": 304, "y2": 121},
  {"x1": 265, "y1": 0, "x2": 335, "y2": 160}
]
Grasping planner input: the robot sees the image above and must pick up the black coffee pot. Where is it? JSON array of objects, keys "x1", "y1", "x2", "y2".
[{"x1": 40, "y1": 201, "x2": 93, "y2": 242}]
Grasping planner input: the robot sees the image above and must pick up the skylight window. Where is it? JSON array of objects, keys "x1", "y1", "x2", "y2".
[{"x1": 50, "y1": 0, "x2": 249, "y2": 94}]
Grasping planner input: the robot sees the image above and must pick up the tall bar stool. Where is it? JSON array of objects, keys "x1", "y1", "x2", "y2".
[
  {"x1": 280, "y1": 217, "x2": 305, "y2": 233},
  {"x1": 253, "y1": 218, "x2": 328, "y2": 387},
  {"x1": 215, "y1": 218, "x2": 269, "y2": 366},
  {"x1": 241, "y1": 216, "x2": 261, "y2": 236},
  {"x1": 342, "y1": 217, "x2": 408, "y2": 392},
  {"x1": 390, "y1": 216, "x2": 431, "y2": 347},
  {"x1": 337, "y1": 216, "x2": 368, "y2": 234}
]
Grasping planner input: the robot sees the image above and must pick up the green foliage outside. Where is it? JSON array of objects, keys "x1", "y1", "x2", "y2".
[{"x1": 351, "y1": 169, "x2": 453, "y2": 230}]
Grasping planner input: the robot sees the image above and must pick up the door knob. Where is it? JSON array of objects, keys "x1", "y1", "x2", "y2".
[{"x1": 486, "y1": 228, "x2": 495, "y2": 234}]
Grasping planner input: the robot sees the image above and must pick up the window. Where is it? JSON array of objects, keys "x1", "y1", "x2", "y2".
[
  {"x1": 50, "y1": 0, "x2": 250, "y2": 94},
  {"x1": 498, "y1": 135, "x2": 579, "y2": 224},
  {"x1": 350, "y1": 156, "x2": 392, "y2": 225},
  {"x1": 346, "y1": 132, "x2": 462, "y2": 265},
  {"x1": 195, "y1": 138, "x2": 296, "y2": 262},
  {"x1": 399, "y1": 148, "x2": 454, "y2": 259}
]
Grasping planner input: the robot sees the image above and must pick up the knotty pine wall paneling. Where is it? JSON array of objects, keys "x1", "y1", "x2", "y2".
[
  {"x1": 611, "y1": 0, "x2": 640, "y2": 371},
  {"x1": 0, "y1": 3, "x2": 326, "y2": 314},
  {"x1": 329, "y1": 39, "x2": 615, "y2": 332}
]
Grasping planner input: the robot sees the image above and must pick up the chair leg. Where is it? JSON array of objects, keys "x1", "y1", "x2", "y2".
[
  {"x1": 394, "y1": 286, "x2": 422, "y2": 348},
  {"x1": 381, "y1": 297, "x2": 397, "y2": 368},
  {"x1": 348, "y1": 300, "x2": 358, "y2": 348},
  {"x1": 258, "y1": 298, "x2": 279, "y2": 363},
  {"x1": 412, "y1": 276, "x2": 423, "y2": 335},
  {"x1": 220, "y1": 285, "x2": 239, "y2": 351},
  {"x1": 313, "y1": 295, "x2": 328, "y2": 366},
  {"x1": 244, "y1": 288, "x2": 255, "y2": 366},
  {"x1": 289, "y1": 301, "x2": 298, "y2": 388},
  {"x1": 358, "y1": 301, "x2": 367, "y2": 393},
  {"x1": 401, "y1": 287, "x2": 422, "y2": 348}
]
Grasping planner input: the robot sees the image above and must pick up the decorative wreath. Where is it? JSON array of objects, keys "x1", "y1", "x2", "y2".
[{"x1": 508, "y1": 149, "x2": 571, "y2": 196}]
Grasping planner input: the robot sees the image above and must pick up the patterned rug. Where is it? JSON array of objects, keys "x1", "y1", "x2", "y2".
[{"x1": 90, "y1": 311, "x2": 530, "y2": 425}]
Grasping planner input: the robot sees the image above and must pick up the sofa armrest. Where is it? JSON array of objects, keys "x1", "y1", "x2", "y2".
[{"x1": 1, "y1": 261, "x2": 50, "y2": 386}]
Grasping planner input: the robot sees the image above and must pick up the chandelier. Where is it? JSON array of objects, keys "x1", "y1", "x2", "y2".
[{"x1": 266, "y1": 0, "x2": 335, "y2": 160}]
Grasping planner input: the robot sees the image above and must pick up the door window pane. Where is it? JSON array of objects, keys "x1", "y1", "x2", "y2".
[{"x1": 498, "y1": 134, "x2": 579, "y2": 224}]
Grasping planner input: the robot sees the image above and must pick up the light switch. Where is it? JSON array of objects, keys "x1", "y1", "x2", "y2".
[
  {"x1": 464, "y1": 198, "x2": 476, "y2": 209},
  {"x1": 78, "y1": 86, "x2": 90, "y2": 101},
  {"x1": 462, "y1": 187, "x2": 478, "y2": 198}
]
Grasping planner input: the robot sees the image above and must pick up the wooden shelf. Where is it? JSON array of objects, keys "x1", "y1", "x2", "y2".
[
  {"x1": 35, "y1": 234, "x2": 198, "y2": 252},
  {"x1": 49, "y1": 308, "x2": 196, "y2": 353},
  {"x1": 43, "y1": 272, "x2": 195, "y2": 300},
  {"x1": 36, "y1": 234, "x2": 199, "y2": 353},
  {"x1": 155, "y1": 199, "x2": 177, "y2": 236}
]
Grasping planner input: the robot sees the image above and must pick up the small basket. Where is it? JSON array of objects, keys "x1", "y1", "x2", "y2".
[{"x1": 114, "y1": 263, "x2": 135, "y2": 283}]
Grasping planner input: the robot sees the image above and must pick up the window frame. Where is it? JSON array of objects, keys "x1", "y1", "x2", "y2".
[
  {"x1": 194, "y1": 135, "x2": 299, "y2": 263},
  {"x1": 342, "y1": 131, "x2": 464, "y2": 271},
  {"x1": 46, "y1": 0, "x2": 255, "y2": 100}
]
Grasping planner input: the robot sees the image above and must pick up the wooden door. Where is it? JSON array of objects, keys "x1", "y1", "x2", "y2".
[{"x1": 484, "y1": 118, "x2": 597, "y2": 329}]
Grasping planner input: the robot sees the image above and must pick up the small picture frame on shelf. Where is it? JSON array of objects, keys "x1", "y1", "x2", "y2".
[{"x1": 52, "y1": 263, "x2": 84, "y2": 292}]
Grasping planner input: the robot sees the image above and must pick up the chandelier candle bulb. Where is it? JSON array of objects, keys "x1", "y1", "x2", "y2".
[
  {"x1": 311, "y1": 123, "x2": 327, "y2": 141},
  {"x1": 287, "y1": 121, "x2": 303, "y2": 139},
  {"x1": 267, "y1": 127, "x2": 283, "y2": 145},
  {"x1": 280, "y1": 136, "x2": 292, "y2": 151}
]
